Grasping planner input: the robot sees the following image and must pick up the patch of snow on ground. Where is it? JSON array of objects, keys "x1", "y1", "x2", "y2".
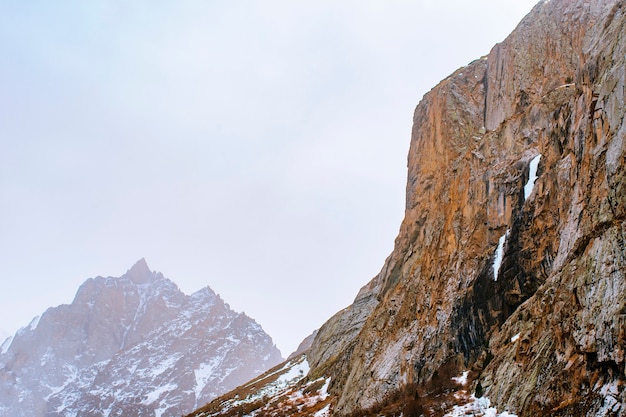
[
  {"x1": 511, "y1": 333, "x2": 521, "y2": 343},
  {"x1": 319, "y1": 378, "x2": 331, "y2": 400},
  {"x1": 524, "y1": 154, "x2": 541, "y2": 200},
  {"x1": 452, "y1": 371, "x2": 469, "y2": 386},
  {"x1": 229, "y1": 356, "x2": 310, "y2": 409},
  {"x1": 444, "y1": 396, "x2": 517, "y2": 417},
  {"x1": 314, "y1": 404, "x2": 331, "y2": 417},
  {"x1": 493, "y1": 230, "x2": 509, "y2": 281},
  {"x1": 288, "y1": 377, "x2": 331, "y2": 408},
  {"x1": 142, "y1": 383, "x2": 178, "y2": 405},
  {"x1": 277, "y1": 357, "x2": 309, "y2": 385}
]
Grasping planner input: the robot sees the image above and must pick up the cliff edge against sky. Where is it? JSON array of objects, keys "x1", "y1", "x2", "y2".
[{"x1": 191, "y1": 0, "x2": 626, "y2": 415}]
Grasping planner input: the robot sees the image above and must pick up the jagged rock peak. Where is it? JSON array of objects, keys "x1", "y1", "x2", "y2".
[
  {"x1": 191, "y1": 285, "x2": 218, "y2": 300},
  {"x1": 125, "y1": 257, "x2": 158, "y2": 284},
  {"x1": 71, "y1": 258, "x2": 169, "y2": 306}
]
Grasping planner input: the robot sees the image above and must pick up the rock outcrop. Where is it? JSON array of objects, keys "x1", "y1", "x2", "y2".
[
  {"x1": 0, "y1": 259, "x2": 282, "y2": 417},
  {"x1": 187, "y1": 1, "x2": 626, "y2": 416}
]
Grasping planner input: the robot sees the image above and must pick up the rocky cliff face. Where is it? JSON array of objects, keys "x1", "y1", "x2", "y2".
[
  {"x1": 186, "y1": 1, "x2": 626, "y2": 416},
  {"x1": 0, "y1": 259, "x2": 282, "y2": 417},
  {"x1": 303, "y1": 0, "x2": 626, "y2": 415}
]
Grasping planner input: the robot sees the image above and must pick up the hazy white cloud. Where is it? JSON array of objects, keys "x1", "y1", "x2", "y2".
[{"x1": 0, "y1": 0, "x2": 539, "y2": 355}]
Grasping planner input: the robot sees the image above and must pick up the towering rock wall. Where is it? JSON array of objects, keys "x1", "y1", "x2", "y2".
[{"x1": 306, "y1": 0, "x2": 626, "y2": 415}]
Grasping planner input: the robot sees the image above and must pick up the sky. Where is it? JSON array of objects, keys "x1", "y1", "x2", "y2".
[{"x1": 0, "y1": 0, "x2": 540, "y2": 356}]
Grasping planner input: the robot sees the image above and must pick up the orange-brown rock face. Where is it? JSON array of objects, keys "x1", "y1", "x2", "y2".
[
  {"x1": 184, "y1": 1, "x2": 626, "y2": 416},
  {"x1": 306, "y1": 0, "x2": 626, "y2": 415}
]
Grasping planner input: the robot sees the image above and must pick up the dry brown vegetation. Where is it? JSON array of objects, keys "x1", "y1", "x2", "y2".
[{"x1": 341, "y1": 362, "x2": 474, "y2": 417}]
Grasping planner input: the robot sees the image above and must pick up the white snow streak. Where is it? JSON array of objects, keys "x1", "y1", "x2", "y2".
[
  {"x1": 142, "y1": 383, "x2": 177, "y2": 405},
  {"x1": 40, "y1": 347, "x2": 54, "y2": 366},
  {"x1": 0, "y1": 336, "x2": 13, "y2": 354},
  {"x1": 314, "y1": 404, "x2": 331, "y2": 417},
  {"x1": 194, "y1": 357, "x2": 221, "y2": 399},
  {"x1": 318, "y1": 378, "x2": 331, "y2": 400},
  {"x1": 29, "y1": 315, "x2": 41, "y2": 331},
  {"x1": 524, "y1": 154, "x2": 541, "y2": 200},
  {"x1": 444, "y1": 396, "x2": 517, "y2": 417},
  {"x1": 493, "y1": 230, "x2": 509, "y2": 281}
]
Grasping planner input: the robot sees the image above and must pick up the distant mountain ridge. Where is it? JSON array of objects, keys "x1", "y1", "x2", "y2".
[{"x1": 0, "y1": 259, "x2": 282, "y2": 417}]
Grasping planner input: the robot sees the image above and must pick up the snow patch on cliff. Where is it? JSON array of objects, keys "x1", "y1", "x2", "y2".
[
  {"x1": 319, "y1": 378, "x2": 331, "y2": 400},
  {"x1": 150, "y1": 353, "x2": 183, "y2": 378},
  {"x1": 524, "y1": 154, "x2": 541, "y2": 200},
  {"x1": 596, "y1": 380, "x2": 622, "y2": 415},
  {"x1": 452, "y1": 371, "x2": 469, "y2": 386},
  {"x1": 194, "y1": 354, "x2": 226, "y2": 399},
  {"x1": 444, "y1": 396, "x2": 517, "y2": 416},
  {"x1": 142, "y1": 382, "x2": 178, "y2": 405},
  {"x1": 493, "y1": 230, "x2": 509, "y2": 281}
]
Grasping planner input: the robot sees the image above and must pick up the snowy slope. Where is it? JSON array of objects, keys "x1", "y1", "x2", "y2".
[
  {"x1": 0, "y1": 259, "x2": 282, "y2": 417},
  {"x1": 187, "y1": 355, "x2": 521, "y2": 417},
  {"x1": 190, "y1": 354, "x2": 331, "y2": 417}
]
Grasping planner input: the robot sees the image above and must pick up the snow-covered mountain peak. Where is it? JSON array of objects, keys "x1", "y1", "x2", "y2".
[
  {"x1": 0, "y1": 261, "x2": 282, "y2": 417},
  {"x1": 191, "y1": 286, "x2": 217, "y2": 301}
]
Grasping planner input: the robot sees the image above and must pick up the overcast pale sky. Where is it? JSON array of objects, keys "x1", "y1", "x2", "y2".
[{"x1": 1, "y1": 1, "x2": 539, "y2": 356}]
